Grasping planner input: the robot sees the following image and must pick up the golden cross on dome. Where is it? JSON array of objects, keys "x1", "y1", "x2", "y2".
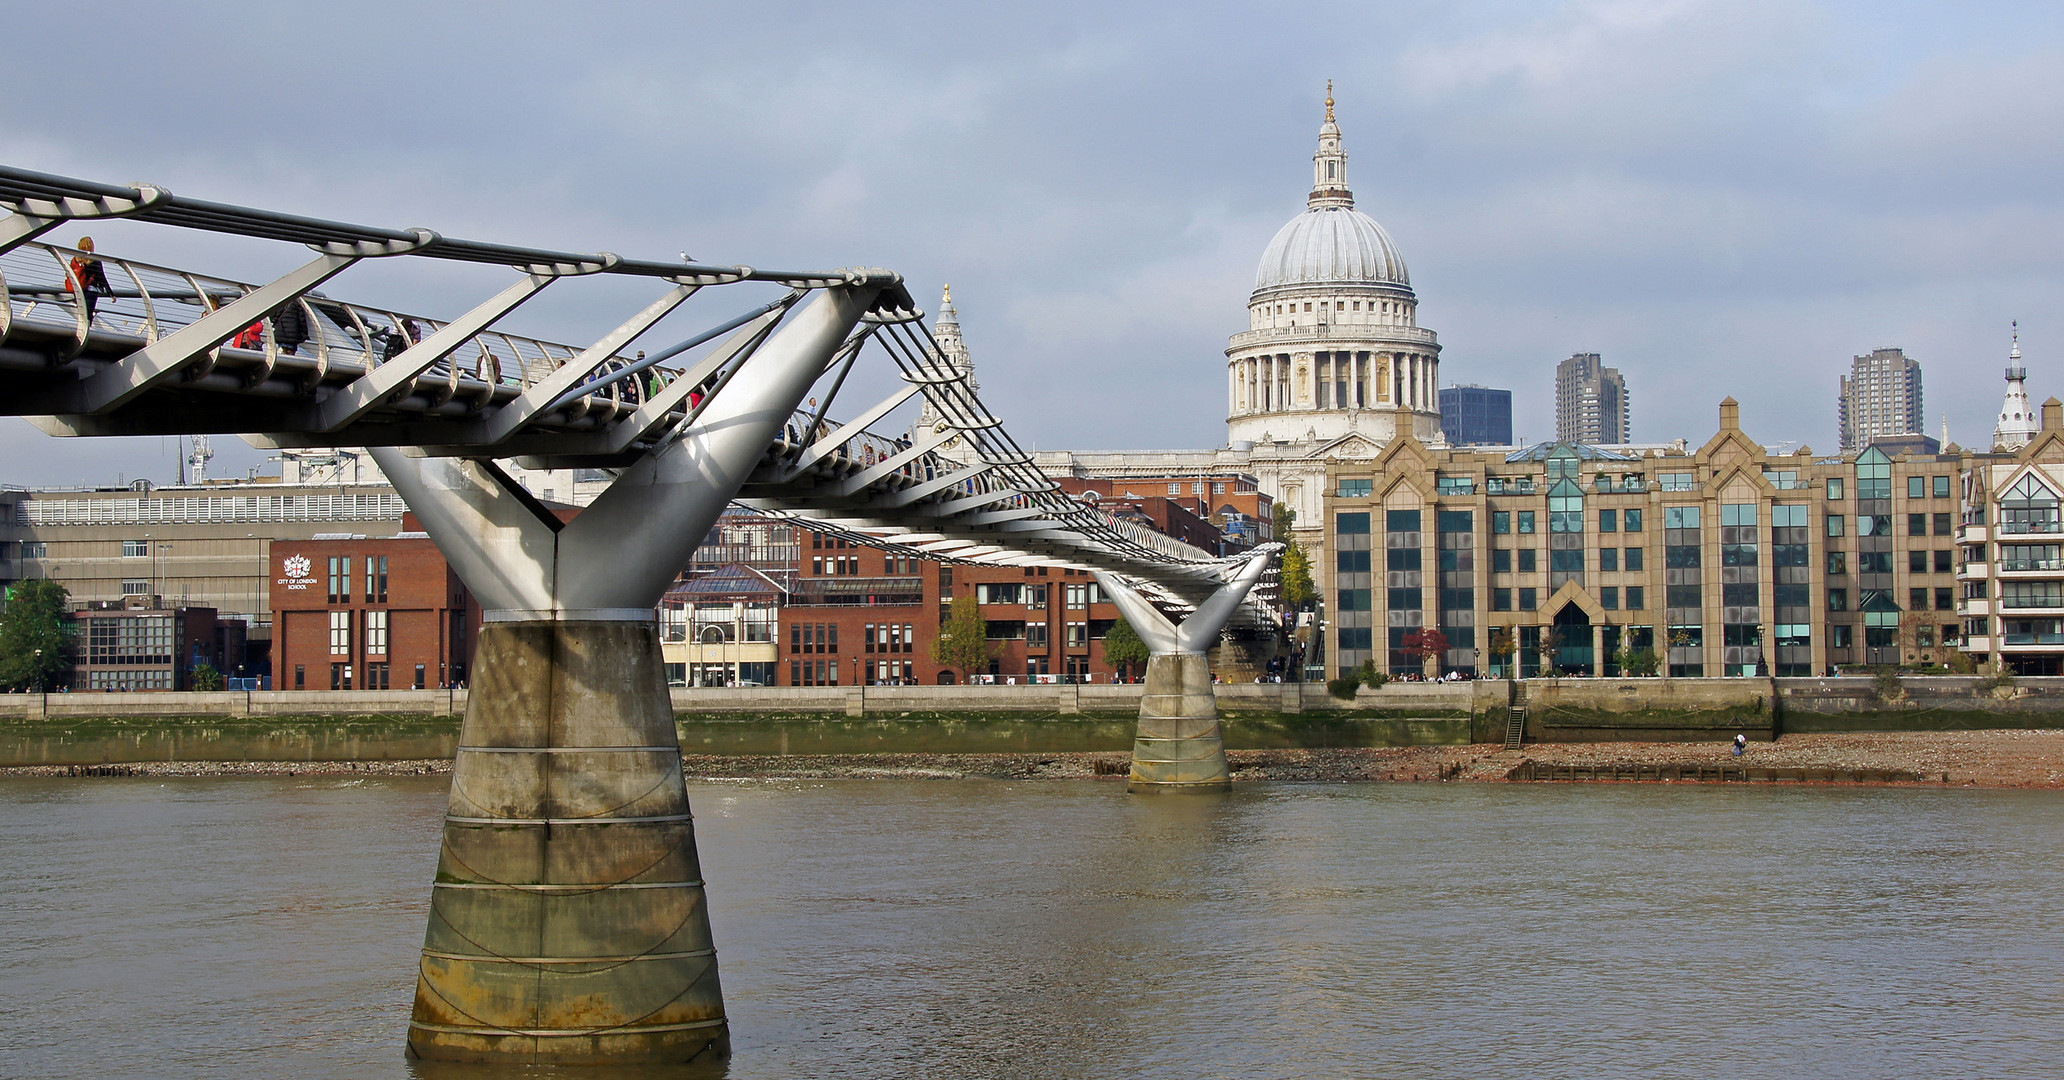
[
  {"x1": 1325, "y1": 80, "x2": 1334, "y2": 122},
  {"x1": 943, "y1": 283, "x2": 952, "y2": 304}
]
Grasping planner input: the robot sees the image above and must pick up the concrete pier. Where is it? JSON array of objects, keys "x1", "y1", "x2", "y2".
[
  {"x1": 406, "y1": 618, "x2": 727, "y2": 1064},
  {"x1": 1095, "y1": 547, "x2": 1276, "y2": 793},
  {"x1": 1130, "y1": 652, "x2": 1231, "y2": 790}
]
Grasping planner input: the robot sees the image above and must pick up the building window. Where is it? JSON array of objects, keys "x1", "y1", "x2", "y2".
[
  {"x1": 364, "y1": 610, "x2": 388, "y2": 655},
  {"x1": 1827, "y1": 515, "x2": 1845, "y2": 537},
  {"x1": 330, "y1": 610, "x2": 351, "y2": 656},
  {"x1": 121, "y1": 579, "x2": 151, "y2": 596},
  {"x1": 1493, "y1": 511, "x2": 1511, "y2": 534},
  {"x1": 1659, "y1": 472, "x2": 1696, "y2": 491},
  {"x1": 1518, "y1": 549, "x2": 1536, "y2": 573},
  {"x1": 1598, "y1": 509, "x2": 1617, "y2": 533},
  {"x1": 1626, "y1": 586, "x2": 1645, "y2": 610},
  {"x1": 122, "y1": 539, "x2": 149, "y2": 557},
  {"x1": 414, "y1": 664, "x2": 427, "y2": 690},
  {"x1": 1336, "y1": 478, "x2": 1373, "y2": 497},
  {"x1": 1601, "y1": 587, "x2": 1619, "y2": 610},
  {"x1": 1493, "y1": 549, "x2": 1511, "y2": 573},
  {"x1": 1599, "y1": 547, "x2": 1619, "y2": 572},
  {"x1": 1934, "y1": 476, "x2": 1951, "y2": 499},
  {"x1": 366, "y1": 556, "x2": 389, "y2": 603},
  {"x1": 1933, "y1": 513, "x2": 1952, "y2": 536},
  {"x1": 1625, "y1": 547, "x2": 1644, "y2": 571},
  {"x1": 1519, "y1": 588, "x2": 1537, "y2": 611},
  {"x1": 1935, "y1": 587, "x2": 1954, "y2": 611},
  {"x1": 1623, "y1": 508, "x2": 1643, "y2": 532},
  {"x1": 331, "y1": 663, "x2": 352, "y2": 690},
  {"x1": 22, "y1": 541, "x2": 46, "y2": 559},
  {"x1": 1066, "y1": 622, "x2": 1088, "y2": 647},
  {"x1": 1827, "y1": 477, "x2": 1845, "y2": 500},
  {"x1": 1830, "y1": 624, "x2": 1853, "y2": 648},
  {"x1": 294, "y1": 665, "x2": 305, "y2": 690},
  {"x1": 1909, "y1": 550, "x2": 1928, "y2": 574},
  {"x1": 366, "y1": 662, "x2": 390, "y2": 690},
  {"x1": 1827, "y1": 551, "x2": 1847, "y2": 575},
  {"x1": 1493, "y1": 588, "x2": 1512, "y2": 611},
  {"x1": 327, "y1": 556, "x2": 352, "y2": 604},
  {"x1": 1933, "y1": 550, "x2": 1953, "y2": 574},
  {"x1": 1828, "y1": 589, "x2": 1848, "y2": 611},
  {"x1": 1908, "y1": 476, "x2": 1926, "y2": 500},
  {"x1": 1517, "y1": 511, "x2": 1536, "y2": 534}
]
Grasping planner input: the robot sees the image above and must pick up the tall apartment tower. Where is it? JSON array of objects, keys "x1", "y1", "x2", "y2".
[
  {"x1": 1554, "y1": 353, "x2": 1629, "y2": 444},
  {"x1": 1837, "y1": 347, "x2": 1924, "y2": 452}
]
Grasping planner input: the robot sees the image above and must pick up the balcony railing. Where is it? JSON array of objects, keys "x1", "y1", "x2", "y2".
[
  {"x1": 1998, "y1": 520, "x2": 2063, "y2": 535},
  {"x1": 2000, "y1": 559, "x2": 2064, "y2": 572}
]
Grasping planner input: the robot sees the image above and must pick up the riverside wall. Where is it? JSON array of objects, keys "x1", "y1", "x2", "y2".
[{"x1": 3, "y1": 677, "x2": 2062, "y2": 766}]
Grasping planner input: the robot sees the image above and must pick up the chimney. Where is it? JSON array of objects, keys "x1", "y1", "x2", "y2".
[
  {"x1": 1718, "y1": 397, "x2": 1740, "y2": 431},
  {"x1": 2046, "y1": 397, "x2": 2062, "y2": 432}
]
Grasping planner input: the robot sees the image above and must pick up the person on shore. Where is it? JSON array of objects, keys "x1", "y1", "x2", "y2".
[{"x1": 1733, "y1": 733, "x2": 1747, "y2": 757}]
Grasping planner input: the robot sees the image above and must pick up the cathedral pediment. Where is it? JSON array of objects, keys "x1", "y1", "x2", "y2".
[{"x1": 1314, "y1": 432, "x2": 1386, "y2": 460}]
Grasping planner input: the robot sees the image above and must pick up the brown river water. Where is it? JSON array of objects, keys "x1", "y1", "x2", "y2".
[{"x1": 3, "y1": 776, "x2": 2061, "y2": 1079}]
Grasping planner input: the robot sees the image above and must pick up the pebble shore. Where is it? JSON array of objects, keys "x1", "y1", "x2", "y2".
[{"x1": 4, "y1": 730, "x2": 2058, "y2": 787}]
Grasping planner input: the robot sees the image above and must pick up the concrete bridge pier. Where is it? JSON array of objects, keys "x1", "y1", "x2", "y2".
[
  {"x1": 373, "y1": 284, "x2": 881, "y2": 1064},
  {"x1": 1095, "y1": 549, "x2": 1275, "y2": 793}
]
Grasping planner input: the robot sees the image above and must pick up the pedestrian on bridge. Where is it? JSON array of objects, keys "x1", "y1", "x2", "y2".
[
  {"x1": 66, "y1": 237, "x2": 112, "y2": 322},
  {"x1": 1733, "y1": 733, "x2": 1748, "y2": 757},
  {"x1": 273, "y1": 300, "x2": 309, "y2": 356}
]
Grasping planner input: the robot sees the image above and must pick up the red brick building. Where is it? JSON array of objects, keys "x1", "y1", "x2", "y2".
[
  {"x1": 778, "y1": 527, "x2": 1131, "y2": 686},
  {"x1": 269, "y1": 519, "x2": 481, "y2": 691}
]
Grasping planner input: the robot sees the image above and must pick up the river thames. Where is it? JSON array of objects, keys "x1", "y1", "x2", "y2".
[{"x1": 3, "y1": 775, "x2": 2061, "y2": 1079}]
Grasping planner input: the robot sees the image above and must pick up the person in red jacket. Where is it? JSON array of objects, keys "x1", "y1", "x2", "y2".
[{"x1": 66, "y1": 236, "x2": 112, "y2": 322}]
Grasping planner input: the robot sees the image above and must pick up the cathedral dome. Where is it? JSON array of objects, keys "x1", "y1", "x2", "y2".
[{"x1": 1254, "y1": 207, "x2": 1409, "y2": 292}]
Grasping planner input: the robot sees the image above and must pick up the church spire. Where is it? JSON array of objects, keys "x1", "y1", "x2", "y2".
[{"x1": 1310, "y1": 83, "x2": 1353, "y2": 210}]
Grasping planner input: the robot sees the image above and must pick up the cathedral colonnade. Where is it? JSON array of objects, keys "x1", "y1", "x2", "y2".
[{"x1": 1229, "y1": 350, "x2": 1445, "y2": 417}]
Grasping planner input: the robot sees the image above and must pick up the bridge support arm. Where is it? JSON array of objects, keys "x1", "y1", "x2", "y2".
[
  {"x1": 1094, "y1": 547, "x2": 1276, "y2": 792},
  {"x1": 380, "y1": 282, "x2": 880, "y2": 1066}
]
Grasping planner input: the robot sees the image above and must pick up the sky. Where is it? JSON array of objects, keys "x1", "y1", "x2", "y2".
[{"x1": 5, "y1": 0, "x2": 2064, "y2": 485}]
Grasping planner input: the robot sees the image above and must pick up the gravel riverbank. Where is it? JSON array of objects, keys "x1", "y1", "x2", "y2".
[{"x1": 4, "y1": 730, "x2": 2059, "y2": 787}]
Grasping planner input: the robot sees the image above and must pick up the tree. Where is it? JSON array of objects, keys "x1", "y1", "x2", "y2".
[
  {"x1": 0, "y1": 580, "x2": 76, "y2": 692},
  {"x1": 1485, "y1": 626, "x2": 1517, "y2": 677},
  {"x1": 1537, "y1": 625, "x2": 1569, "y2": 680},
  {"x1": 190, "y1": 660, "x2": 225, "y2": 692},
  {"x1": 1615, "y1": 646, "x2": 1660, "y2": 677},
  {"x1": 1898, "y1": 610, "x2": 1949, "y2": 669},
  {"x1": 1279, "y1": 541, "x2": 1317, "y2": 611},
  {"x1": 930, "y1": 594, "x2": 994, "y2": 681},
  {"x1": 1272, "y1": 504, "x2": 1316, "y2": 611},
  {"x1": 1401, "y1": 627, "x2": 1450, "y2": 676},
  {"x1": 1101, "y1": 616, "x2": 1151, "y2": 681}
]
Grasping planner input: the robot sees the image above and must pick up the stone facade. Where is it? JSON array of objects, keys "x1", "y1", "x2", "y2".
[{"x1": 1322, "y1": 398, "x2": 1993, "y2": 679}]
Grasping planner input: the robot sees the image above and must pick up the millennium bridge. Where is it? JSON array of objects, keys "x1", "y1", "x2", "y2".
[{"x1": 0, "y1": 165, "x2": 1277, "y2": 1064}]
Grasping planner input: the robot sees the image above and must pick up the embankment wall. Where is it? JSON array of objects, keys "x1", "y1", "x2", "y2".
[{"x1": 3, "y1": 677, "x2": 2060, "y2": 766}]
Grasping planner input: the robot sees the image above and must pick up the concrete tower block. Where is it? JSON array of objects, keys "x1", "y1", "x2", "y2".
[{"x1": 407, "y1": 617, "x2": 727, "y2": 1064}]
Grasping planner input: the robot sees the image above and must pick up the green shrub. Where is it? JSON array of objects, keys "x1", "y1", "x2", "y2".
[{"x1": 1326, "y1": 676, "x2": 1361, "y2": 700}]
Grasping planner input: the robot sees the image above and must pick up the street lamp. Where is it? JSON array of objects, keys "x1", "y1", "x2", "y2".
[{"x1": 32, "y1": 647, "x2": 43, "y2": 697}]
